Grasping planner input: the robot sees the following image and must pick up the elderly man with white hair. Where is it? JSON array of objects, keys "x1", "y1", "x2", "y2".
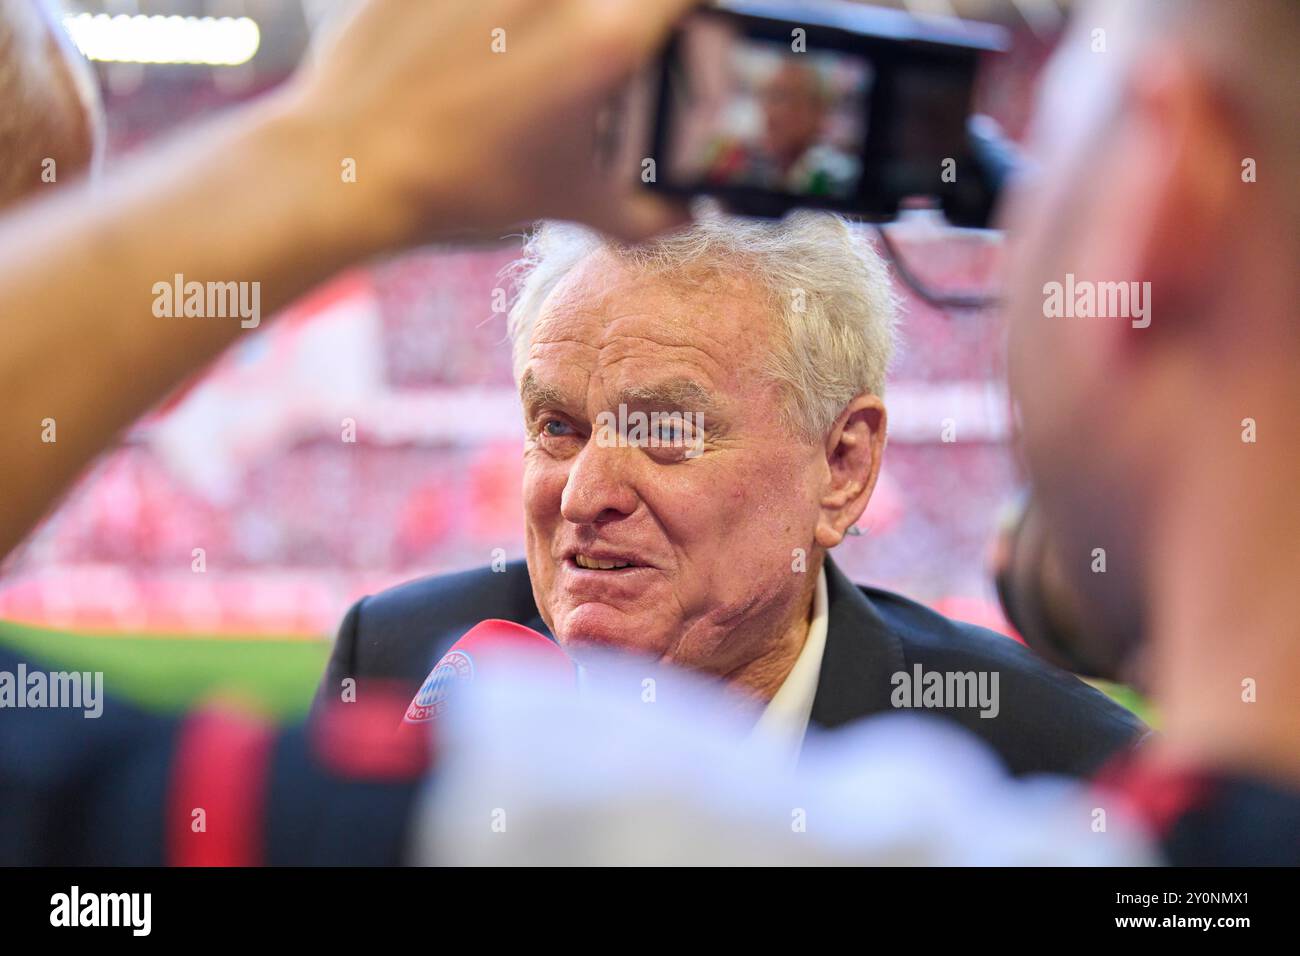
[{"x1": 316, "y1": 211, "x2": 1145, "y2": 776}]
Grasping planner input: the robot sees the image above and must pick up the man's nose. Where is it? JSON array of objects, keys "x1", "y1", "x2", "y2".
[{"x1": 559, "y1": 440, "x2": 639, "y2": 526}]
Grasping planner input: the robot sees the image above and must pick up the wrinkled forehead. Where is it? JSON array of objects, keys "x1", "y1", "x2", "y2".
[
  {"x1": 532, "y1": 250, "x2": 776, "y2": 358},
  {"x1": 525, "y1": 249, "x2": 781, "y2": 405}
]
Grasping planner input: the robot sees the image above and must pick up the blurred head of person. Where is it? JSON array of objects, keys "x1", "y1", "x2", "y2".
[
  {"x1": 760, "y1": 60, "x2": 830, "y2": 172},
  {"x1": 507, "y1": 212, "x2": 896, "y2": 700},
  {"x1": 0, "y1": 0, "x2": 102, "y2": 207},
  {"x1": 1001, "y1": 0, "x2": 1300, "y2": 749}
]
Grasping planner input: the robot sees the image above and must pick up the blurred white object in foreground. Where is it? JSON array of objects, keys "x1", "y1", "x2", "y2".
[{"x1": 413, "y1": 651, "x2": 1155, "y2": 865}]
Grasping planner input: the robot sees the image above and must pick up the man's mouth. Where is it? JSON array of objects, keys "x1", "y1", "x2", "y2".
[{"x1": 573, "y1": 555, "x2": 634, "y2": 571}]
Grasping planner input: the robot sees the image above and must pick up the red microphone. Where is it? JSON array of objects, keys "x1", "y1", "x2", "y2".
[{"x1": 402, "y1": 620, "x2": 575, "y2": 726}]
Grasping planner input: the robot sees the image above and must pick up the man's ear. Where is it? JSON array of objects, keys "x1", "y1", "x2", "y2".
[
  {"x1": 1089, "y1": 47, "x2": 1236, "y2": 344},
  {"x1": 815, "y1": 392, "x2": 886, "y2": 549}
]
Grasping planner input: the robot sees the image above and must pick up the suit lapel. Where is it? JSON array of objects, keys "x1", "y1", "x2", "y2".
[
  {"x1": 504, "y1": 560, "x2": 554, "y2": 641},
  {"x1": 809, "y1": 557, "x2": 906, "y2": 730},
  {"x1": 525, "y1": 613, "x2": 553, "y2": 641}
]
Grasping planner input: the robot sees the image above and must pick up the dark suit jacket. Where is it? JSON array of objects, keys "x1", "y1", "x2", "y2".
[{"x1": 314, "y1": 558, "x2": 1149, "y2": 777}]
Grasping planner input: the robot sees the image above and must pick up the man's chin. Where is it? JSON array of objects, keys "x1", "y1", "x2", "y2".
[{"x1": 552, "y1": 601, "x2": 668, "y2": 659}]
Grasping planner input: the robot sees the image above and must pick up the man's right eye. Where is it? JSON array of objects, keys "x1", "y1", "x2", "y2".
[{"x1": 542, "y1": 419, "x2": 574, "y2": 438}]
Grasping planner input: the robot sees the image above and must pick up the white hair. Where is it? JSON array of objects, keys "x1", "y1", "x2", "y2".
[{"x1": 504, "y1": 211, "x2": 899, "y2": 442}]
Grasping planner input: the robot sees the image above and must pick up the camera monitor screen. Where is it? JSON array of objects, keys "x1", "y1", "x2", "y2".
[
  {"x1": 650, "y1": 5, "x2": 1004, "y2": 223},
  {"x1": 662, "y1": 16, "x2": 873, "y2": 202}
]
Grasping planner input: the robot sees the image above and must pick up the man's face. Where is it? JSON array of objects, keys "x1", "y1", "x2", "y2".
[
  {"x1": 761, "y1": 64, "x2": 826, "y2": 164},
  {"x1": 520, "y1": 250, "x2": 825, "y2": 677}
]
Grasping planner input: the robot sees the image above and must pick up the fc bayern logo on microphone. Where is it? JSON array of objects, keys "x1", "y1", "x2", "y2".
[{"x1": 404, "y1": 650, "x2": 475, "y2": 723}]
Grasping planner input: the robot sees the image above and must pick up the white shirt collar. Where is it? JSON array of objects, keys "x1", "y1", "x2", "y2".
[{"x1": 750, "y1": 566, "x2": 829, "y2": 759}]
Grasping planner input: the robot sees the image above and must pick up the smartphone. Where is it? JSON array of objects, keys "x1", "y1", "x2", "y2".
[{"x1": 646, "y1": 1, "x2": 1008, "y2": 226}]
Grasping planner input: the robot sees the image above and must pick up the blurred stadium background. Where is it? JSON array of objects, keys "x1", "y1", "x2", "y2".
[{"x1": 4, "y1": 1, "x2": 1145, "y2": 719}]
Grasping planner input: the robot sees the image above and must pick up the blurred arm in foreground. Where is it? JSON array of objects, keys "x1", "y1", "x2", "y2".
[{"x1": 0, "y1": 0, "x2": 693, "y2": 561}]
